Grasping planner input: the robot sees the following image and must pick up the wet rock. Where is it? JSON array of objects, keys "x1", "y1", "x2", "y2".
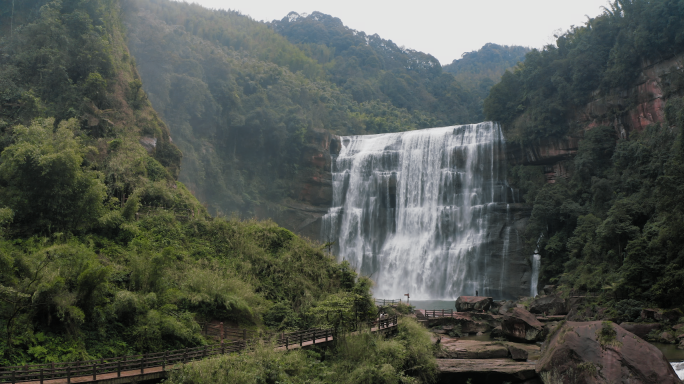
[
  {"x1": 498, "y1": 300, "x2": 517, "y2": 315},
  {"x1": 678, "y1": 339, "x2": 684, "y2": 350},
  {"x1": 660, "y1": 331, "x2": 676, "y2": 344},
  {"x1": 502, "y1": 308, "x2": 547, "y2": 343},
  {"x1": 437, "y1": 339, "x2": 509, "y2": 359},
  {"x1": 491, "y1": 326, "x2": 504, "y2": 339},
  {"x1": 536, "y1": 321, "x2": 680, "y2": 384},
  {"x1": 529, "y1": 295, "x2": 567, "y2": 316},
  {"x1": 428, "y1": 312, "x2": 493, "y2": 334},
  {"x1": 508, "y1": 344, "x2": 529, "y2": 361},
  {"x1": 437, "y1": 359, "x2": 537, "y2": 384},
  {"x1": 618, "y1": 322, "x2": 662, "y2": 339},
  {"x1": 456, "y1": 296, "x2": 493, "y2": 312}
]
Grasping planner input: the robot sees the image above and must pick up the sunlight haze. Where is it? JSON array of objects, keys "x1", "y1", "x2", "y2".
[{"x1": 179, "y1": 0, "x2": 610, "y2": 64}]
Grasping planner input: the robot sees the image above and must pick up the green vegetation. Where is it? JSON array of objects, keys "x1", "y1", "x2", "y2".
[
  {"x1": 0, "y1": 0, "x2": 377, "y2": 367},
  {"x1": 165, "y1": 318, "x2": 437, "y2": 384},
  {"x1": 485, "y1": 0, "x2": 684, "y2": 143},
  {"x1": 511, "y1": 104, "x2": 684, "y2": 307},
  {"x1": 122, "y1": 2, "x2": 493, "y2": 216},
  {"x1": 443, "y1": 43, "x2": 529, "y2": 102}
]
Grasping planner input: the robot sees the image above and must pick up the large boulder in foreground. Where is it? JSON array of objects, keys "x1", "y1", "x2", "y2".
[
  {"x1": 456, "y1": 296, "x2": 493, "y2": 312},
  {"x1": 536, "y1": 321, "x2": 680, "y2": 384},
  {"x1": 502, "y1": 307, "x2": 547, "y2": 343},
  {"x1": 618, "y1": 322, "x2": 661, "y2": 339}
]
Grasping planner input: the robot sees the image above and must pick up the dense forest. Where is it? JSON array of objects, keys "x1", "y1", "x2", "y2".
[
  {"x1": 443, "y1": 43, "x2": 529, "y2": 103},
  {"x1": 123, "y1": 1, "x2": 524, "y2": 217},
  {"x1": 487, "y1": 0, "x2": 684, "y2": 308},
  {"x1": 0, "y1": 0, "x2": 383, "y2": 368}
]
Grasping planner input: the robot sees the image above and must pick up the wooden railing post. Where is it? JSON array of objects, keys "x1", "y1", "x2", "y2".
[
  {"x1": 313, "y1": 330, "x2": 316, "y2": 345},
  {"x1": 183, "y1": 348, "x2": 188, "y2": 364},
  {"x1": 51, "y1": 362, "x2": 55, "y2": 379},
  {"x1": 11, "y1": 370, "x2": 15, "y2": 384},
  {"x1": 299, "y1": 333, "x2": 303, "y2": 347},
  {"x1": 286, "y1": 336, "x2": 289, "y2": 350},
  {"x1": 40, "y1": 368, "x2": 44, "y2": 384},
  {"x1": 221, "y1": 340, "x2": 225, "y2": 355},
  {"x1": 243, "y1": 329, "x2": 247, "y2": 341},
  {"x1": 66, "y1": 366, "x2": 71, "y2": 384},
  {"x1": 141, "y1": 353, "x2": 145, "y2": 374},
  {"x1": 163, "y1": 350, "x2": 167, "y2": 371},
  {"x1": 93, "y1": 362, "x2": 97, "y2": 380},
  {"x1": 117, "y1": 360, "x2": 121, "y2": 377}
]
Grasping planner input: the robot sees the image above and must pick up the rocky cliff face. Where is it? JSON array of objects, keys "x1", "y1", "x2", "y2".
[
  {"x1": 508, "y1": 54, "x2": 684, "y2": 181},
  {"x1": 262, "y1": 129, "x2": 338, "y2": 241}
]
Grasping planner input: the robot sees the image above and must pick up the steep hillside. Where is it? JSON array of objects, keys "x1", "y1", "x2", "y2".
[
  {"x1": 443, "y1": 43, "x2": 529, "y2": 101},
  {"x1": 121, "y1": 0, "x2": 490, "y2": 238},
  {"x1": 270, "y1": 11, "x2": 482, "y2": 123},
  {"x1": 485, "y1": 0, "x2": 684, "y2": 307},
  {"x1": 0, "y1": 0, "x2": 374, "y2": 366}
]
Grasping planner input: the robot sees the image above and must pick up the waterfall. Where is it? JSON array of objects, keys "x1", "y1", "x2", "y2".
[
  {"x1": 530, "y1": 234, "x2": 542, "y2": 297},
  {"x1": 323, "y1": 122, "x2": 528, "y2": 300},
  {"x1": 530, "y1": 253, "x2": 541, "y2": 297}
]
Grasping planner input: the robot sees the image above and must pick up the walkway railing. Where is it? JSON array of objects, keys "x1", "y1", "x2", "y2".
[
  {"x1": 0, "y1": 316, "x2": 398, "y2": 383},
  {"x1": 424, "y1": 309, "x2": 455, "y2": 318},
  {"x1": 374, "y1": 298, "x2": 401, "y2": 306}
]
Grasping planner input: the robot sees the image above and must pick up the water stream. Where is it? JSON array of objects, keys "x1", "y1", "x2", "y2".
[{"x1": 323, "y1": 122, "x2": 530, "y2": 299}]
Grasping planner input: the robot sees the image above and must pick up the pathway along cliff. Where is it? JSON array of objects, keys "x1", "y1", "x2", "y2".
[{"x1": 323, "y1": 122, "x2": 533, "y2": 300}]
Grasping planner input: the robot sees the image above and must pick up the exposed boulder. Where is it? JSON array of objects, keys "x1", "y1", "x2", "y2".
[
  {"x1": 542, "y1": 285, "x2": 556, "y2": 295},
  {"x1": 536, "y1": 321, "x2": 680, "y2": 384},
  {"x1": 618, "y1": 322, "x2": 662, "y2": 339},
  {"x1": 498, "y1": 300, "x2": 517, "y2": 315},
  {"x1": 502, "y1": 308, "x2": 547, "y2": 343},
  {"x1": 508, "y1": 344, "x2": 529, "y2": 361},
  {"x1": 529, "y1": 295, "x2": 567, "y2": 316},
  {"x1": 437, "y1": 338, "x2": 509, "y2": 359},
  {"x1": 428, "y1": 312, "x2": 495, "y2": 334},
  {"x1": 437, "y1": 359, "x2": 537, "y2": 384},
  {"x1": 456, "y1": 296, "x2": 493, "y2": 312},
  {"x1": 659, "y1": 331, "x2": 676, "y2": 344}
]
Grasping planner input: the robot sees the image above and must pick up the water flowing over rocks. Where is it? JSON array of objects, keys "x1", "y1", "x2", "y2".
[{"x1": 323, "y1": 122, "x2": 532, "y2": 299}]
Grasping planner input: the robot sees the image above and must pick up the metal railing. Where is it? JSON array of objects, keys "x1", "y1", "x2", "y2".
[{"x1": 0, "y1": 316, "x2": 398, "y2": 383}]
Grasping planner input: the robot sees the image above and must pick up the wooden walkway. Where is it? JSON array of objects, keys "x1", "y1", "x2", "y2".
[{"x1": 1, "y1": 317, "x2": 398, "y2": 384}]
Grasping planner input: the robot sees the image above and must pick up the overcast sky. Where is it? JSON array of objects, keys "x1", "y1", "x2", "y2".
[{"x1": 182, "y1": 0, "x2": 610, "y2": 65}]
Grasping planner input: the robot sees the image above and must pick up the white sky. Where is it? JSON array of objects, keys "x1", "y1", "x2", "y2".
[{"x1": 182, "y1": 0, "x2": 610, "y2": 65}]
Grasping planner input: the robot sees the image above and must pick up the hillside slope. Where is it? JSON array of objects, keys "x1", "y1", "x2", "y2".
[
  {"x1": 486, "y1": 0, "x2": 684, "y2": 307},
  {"x1": 0, "y1": 0, "x2": 373, "y2": 365}
]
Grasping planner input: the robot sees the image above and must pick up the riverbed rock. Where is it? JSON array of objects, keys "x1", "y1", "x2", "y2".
[
  {"x1": 529, "y1": 294, "x2": 567, "y2": 316},
  {"x1": 508, "y1": 344, "x2": 529, "y2": 361},
  {"x1": 437, "y1": 338, "x2": 509, "y2": 359},
  {"x1": 437, "y1": 359, "x2": 537, "y2": 384},
  {"x1": 502, "y1": 307, "x2": 547, "y2": 343},
  {"x1": 428, "y1": 312, "x2": 495, "y2": 333},
  {"x1": 618, "y1": 322, "x2": 662, "y2": 339},
  {"x1": 660, "y1": 331, "x2": 676, "y2": 344},
  {"x1": 456, "y1": 296, "x2": 493, "y2": 312},
  {"x1": 536, "y1": 321, "x2": 680, "y2": 384}
]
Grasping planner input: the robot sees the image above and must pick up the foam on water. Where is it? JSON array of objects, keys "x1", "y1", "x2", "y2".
[{"x1": 323, "y1": 122, "x2": 524, "y2": 299}]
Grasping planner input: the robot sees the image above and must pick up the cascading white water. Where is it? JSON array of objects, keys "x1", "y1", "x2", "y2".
[
  {"x1": 531, "y1": 254, "x2": 541, "y2": 297},
  {"x1": 323, "y1": 122, "x2": 528, "y2": 299}
]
